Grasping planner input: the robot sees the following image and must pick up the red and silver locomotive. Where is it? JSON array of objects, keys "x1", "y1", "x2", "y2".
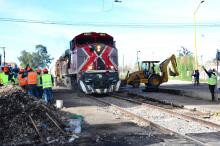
[{"x1": 56, "y1": 32, "x2": 120, "y2": 94}]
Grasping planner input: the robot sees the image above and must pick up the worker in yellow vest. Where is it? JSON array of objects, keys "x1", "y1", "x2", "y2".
[
  {"x1": 202, "y1": 66, "x2": 217, "y2": 101},
  {"x1": 2, "y1": 66, "x2": 13, "y2": 86},
  {"x1": 36, "y1": 69, "x2": 43, "y2": 98},
  {"x1": 42, "y1": 68, "x2": 54, "y2": 104}
]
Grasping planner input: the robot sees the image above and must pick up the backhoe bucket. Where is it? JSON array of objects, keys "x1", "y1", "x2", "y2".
[{"x1": 169, "y1": 68, "x2": 177, "y2": 76}]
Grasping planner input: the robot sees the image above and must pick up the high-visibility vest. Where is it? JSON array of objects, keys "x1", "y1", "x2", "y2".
[
  {"x1": 0, "y1": 72, "x2": 3, "y2": 84},
  {"x1": 2, "y1": 73, "x2": 9, "y2": 86},
  {"x1": 13, "y1": 74, "x2": 19, "y2": 85},
  {"x1": 37, "y1": 75, "x2": 42, "y2": 87},
  {"x1": 18, "y1": 74, "x2": 27, "y2": 86},
  {"x1": 27, "y1": 72, "x2": 37, "y2": 85},
  {"x1": 42, "y1": 74, "x2": 53, "y2": 89},
  {"x1": 208, "y1": 74, "x2": 217, "y2": 85}
]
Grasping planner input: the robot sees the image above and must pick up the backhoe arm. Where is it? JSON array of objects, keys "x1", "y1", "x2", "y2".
[{"x1": 159, "y1": 54, "x2": 179, "y2": 83}]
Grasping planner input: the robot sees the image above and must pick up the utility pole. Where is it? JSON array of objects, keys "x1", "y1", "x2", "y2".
[
  {"x1": 122, "y1": 54, "x2": 124, "y2": 73},
  {"x1": 0, "y1": 54, "x2": 1, "y2": 66},
  {"x1": 193, "y1": 0, "x2": 205, "y2": 70},
  {"x1": 0, "y1": 47, "x2": 5, "y2": 66},
  {"x1": 137, "y1": 51, "x2": 140, "y2": 71}
]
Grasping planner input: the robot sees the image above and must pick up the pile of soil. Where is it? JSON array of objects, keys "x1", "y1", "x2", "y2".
[{"x1": 0, "y1": 86, "x2": 75, "y2": 145}]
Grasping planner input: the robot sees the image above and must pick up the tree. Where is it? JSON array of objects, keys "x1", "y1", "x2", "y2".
[
  {"x1": 176, "y1": 46, "x2": 194, "y2": 81},
  {"x1": 34, "y1": 44, "x2": 54, "y2": 68},
  {"x1": 18, "y1": 44, "x2": 54, "y2": 69},
  {"x1": 177, "y1": 46, "x2": 192, "y2": 56},
  {"x1": 18, "y1": 50, "x2": 33, "y2": 68}
]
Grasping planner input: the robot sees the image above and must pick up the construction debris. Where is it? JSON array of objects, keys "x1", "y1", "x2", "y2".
[{"x1": 0, "y1": 86, "x2": 77, "y2": 145}]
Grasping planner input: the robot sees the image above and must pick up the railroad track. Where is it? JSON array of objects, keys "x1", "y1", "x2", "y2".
[
  {"x1": 88, "y1": 94, "x2": 220, "y2": 146},
  {"x1": 112, "y1": 94, "x2": 220, "y2": 131}
]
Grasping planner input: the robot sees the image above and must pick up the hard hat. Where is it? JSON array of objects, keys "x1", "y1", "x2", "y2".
[
  {"x1": 43, "y1": 68, "x2": 48, "y2": 73},
  {"x1": 3, "y1": 66, "x2": 9, "y2": 72},
  {"x1": 27, "y1": 67, "x2": 32, "y2": 71},
  {"x1": 19, "y1": 69, "x2": 25, "y2": 73},
  {"x1": 36, "y1": 69, "x2": 41, "y2": 73}
]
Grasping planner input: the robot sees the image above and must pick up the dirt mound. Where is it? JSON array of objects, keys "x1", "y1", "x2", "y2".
[{"x1": 0, "y1": 86, "x2": 75, "y2": 145}]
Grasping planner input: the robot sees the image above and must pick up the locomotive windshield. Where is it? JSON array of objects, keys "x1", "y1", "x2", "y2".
[
  {"x1": 73, "y1": 32, "x2": 114, "y2": 47},
  {"x1": 96, "y1": 37, "x2": 113, "y2": 46},
  {"x1": 76, "y1": 37, "x2": 95, "y2": 45}
]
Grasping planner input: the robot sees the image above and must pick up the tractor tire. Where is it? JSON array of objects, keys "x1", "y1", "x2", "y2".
[
  {"x1": 120, "y1": 80, "x2": 127, "y2": 87},
  {"x1": 147, "y1": 74, "x2": 161, "y2": 88},
  {"x1": 64, "y1": 76, "x2": 72, "y2": 89},
  {"x1": 132, "y1": 81, "x2": 140, "y2": 88}
]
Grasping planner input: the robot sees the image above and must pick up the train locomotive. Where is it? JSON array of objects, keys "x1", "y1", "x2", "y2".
[{"x1": 55, "y1": 32, "x2": 121, "y2": 94}]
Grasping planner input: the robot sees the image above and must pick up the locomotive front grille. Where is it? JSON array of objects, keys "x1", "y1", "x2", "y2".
[{"x1": 93, "y1": 80, "x2": 109, "y2": 89}]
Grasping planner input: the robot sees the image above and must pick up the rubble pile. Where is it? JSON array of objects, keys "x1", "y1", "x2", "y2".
[{"x1": 0, "y1": 86, "x2": 75, "y2": 145}]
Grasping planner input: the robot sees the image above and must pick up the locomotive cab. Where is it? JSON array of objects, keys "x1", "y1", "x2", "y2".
[{"x1": 63, "y1": 32, "x2": 120, "y2": 94}]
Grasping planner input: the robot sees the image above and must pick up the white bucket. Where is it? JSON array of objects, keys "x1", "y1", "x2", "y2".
[{"x1": 56, "y1": 100, "x2": 63, "y2": 108}]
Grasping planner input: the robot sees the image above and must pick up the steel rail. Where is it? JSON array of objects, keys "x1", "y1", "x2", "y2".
[
  {"x1": 112, "y1": 94, "x2": 220, "y2": 131},
  {"x1": 89, "y1": 96, "x2": 208, "y2": 146}
]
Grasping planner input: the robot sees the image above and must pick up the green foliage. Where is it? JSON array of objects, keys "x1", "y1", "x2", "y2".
[
  {"x1": 18, "y1": 44, "x2": 54, "y2": 69},
  {"x1": 18, "y1": 50, "x2": 33, "y2": 68},
  {"x1": 35, "y1": 45, "x2": 54, "y2": 68},
  {"x1": 175, "y1": 55, "x2": 194, "y2": 81},
  {"x1": 178, "y1": 46, "x2": 192, "y2": 56},
  {"x1": 173, "y1": 46, "x2": 194, "y2": 81}
]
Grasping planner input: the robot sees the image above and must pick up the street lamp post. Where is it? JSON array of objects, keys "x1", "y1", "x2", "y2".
[
  {"x1": 194, "y1": 0, "x2": 205, "y2": 70},
  {"x1": 0, "y1": 47, "x2": 5, "y2": 66},
  {"x1": 137, "y1": 50, "x2": 140, "y2": 71}
]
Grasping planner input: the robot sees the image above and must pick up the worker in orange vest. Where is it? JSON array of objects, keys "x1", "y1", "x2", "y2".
[
  {"x1": 18, "y1": 69, "x2": 27, "y2": 90},
  {"x1": 26, "y1": 67, "x2": 38, "y2": 97}
]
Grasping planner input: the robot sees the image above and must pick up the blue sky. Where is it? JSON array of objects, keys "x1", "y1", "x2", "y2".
[{"x1": 0, "y1": 0, "x2": 220, "y2": 68}]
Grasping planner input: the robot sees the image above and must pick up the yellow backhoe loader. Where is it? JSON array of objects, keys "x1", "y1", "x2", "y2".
[{"x1": 122, "y1": 54, "x2": 179, "y2": 89}]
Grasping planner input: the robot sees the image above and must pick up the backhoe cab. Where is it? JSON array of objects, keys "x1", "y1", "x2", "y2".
[{"x1": 123, "y1": 54, "x2": 179, "y2": 89}]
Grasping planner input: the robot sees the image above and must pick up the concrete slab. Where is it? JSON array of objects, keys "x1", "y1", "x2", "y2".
[
  {"x1": 160, "y1": 80, "x2": 220, "y2": 101},
  {"x1": 122, "y1": 80, "x2": 220, "y2": 113}
]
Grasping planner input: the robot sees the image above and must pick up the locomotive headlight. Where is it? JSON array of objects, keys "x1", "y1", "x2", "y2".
[
  {"x1": 97, "y1": 45, "x2": 101, "y2": 52},
  {"x1": 97, "y1": 74, "x2": 102, "y2": 78},
  {"x1": 88, "y1": 65, "x2": 93, "y2": 70},
  {"x1": 110, "y1": 65, "x2": 114, "y2": 69}
]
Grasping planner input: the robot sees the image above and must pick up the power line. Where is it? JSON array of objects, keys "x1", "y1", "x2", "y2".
[{"x1": 0, "y1": 17, "x2": 220, "y2": 28}]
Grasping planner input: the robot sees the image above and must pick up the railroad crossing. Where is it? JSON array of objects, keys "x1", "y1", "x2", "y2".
[{"x1": 52, "y1": 80, "x2": 220, "y2": 146}]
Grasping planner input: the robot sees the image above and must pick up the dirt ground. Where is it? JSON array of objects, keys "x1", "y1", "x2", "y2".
[{"x1": 53, "y1": 88, "x2": 202, "y2": 146}]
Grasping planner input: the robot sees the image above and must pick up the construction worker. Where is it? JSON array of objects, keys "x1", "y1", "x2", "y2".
[
  {"x1": 2, "y1": 66, "x2": 12, "y2": 86},
  {"x1": 12, "y1": 66, "x2": 19, "y2": 85},
  {"x1": 42, "y1": 68, "x2": 54, "y2": 104},
  {"x1": 18, "y1": 69, "x2": 27, "y2": 90},
  {"x1": 202, "y1": 66, "x2": 217, "y2": 101},
  {"x1": 192, "y1": 70, "x2": 200, "y2": 86},
  {"x1": 36, "y1": 69, "x2": 43, "y2": 98},
  {"x1": 0, "y1": 67, "x2": 3, "y2": 86},
  {"x1": 26, "y1": 67, "x2": 38, "y2": 97}
]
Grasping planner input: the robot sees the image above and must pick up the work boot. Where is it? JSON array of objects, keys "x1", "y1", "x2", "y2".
[{"x1": 212, "y1": 96, "x2": 215, "y2": 101}]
